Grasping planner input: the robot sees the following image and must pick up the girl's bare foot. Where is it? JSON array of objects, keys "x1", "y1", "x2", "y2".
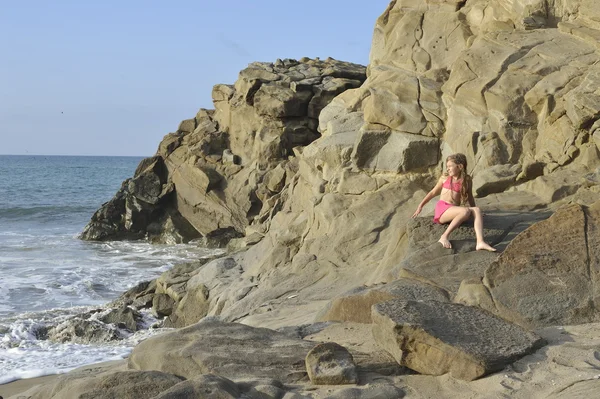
[
  {"x1": 438, "y1": 237, "x2": 452, "y2": 249},
  {"x1": 476, "y1": 242, "x2": 497, "y2": 252}
]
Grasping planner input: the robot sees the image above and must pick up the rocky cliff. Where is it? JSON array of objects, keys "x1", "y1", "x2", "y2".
[
  {"x1": 82, "y1": 0, "x2": 600, "y2": 327},
  {"x1": 80, "y1": 57, "x2": 367, "y2": 244},
  {"x1": 35, "y1": 1, "x2": 600, "y2": 398}
]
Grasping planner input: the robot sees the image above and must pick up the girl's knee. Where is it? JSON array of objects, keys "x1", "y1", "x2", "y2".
[{"x1": 460, "y1": 208, "x2": 472, "y2": 219}]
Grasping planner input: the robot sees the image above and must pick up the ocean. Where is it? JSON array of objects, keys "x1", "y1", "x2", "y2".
[{"x1": 0, "y1": 155, "x2": 219, "y2": 384}]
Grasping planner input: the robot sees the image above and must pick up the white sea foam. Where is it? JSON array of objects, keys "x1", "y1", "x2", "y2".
[
  {"x1": 0, "y1": 234, "x2": 222, "y2": 382},
  {"x1": 0, "y1": 233, "x2": 222, "y2": 318},
  {"x1": 0, "y1": 307, "x2": 173, "y2": 384}
]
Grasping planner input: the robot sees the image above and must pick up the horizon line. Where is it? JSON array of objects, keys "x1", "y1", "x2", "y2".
[{"x1": 0, "y1": 153, "x2": 150, "y2": 158}]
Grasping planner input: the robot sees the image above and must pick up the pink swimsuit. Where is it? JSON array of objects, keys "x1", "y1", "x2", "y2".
[{"x1": 433, "y1": 176, "x2": 462, "y2": 224}]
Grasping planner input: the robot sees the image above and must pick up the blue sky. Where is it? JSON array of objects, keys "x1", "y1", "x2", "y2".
[{"x1": 0, "y1": 1, "x2": 390, "y2": 156}]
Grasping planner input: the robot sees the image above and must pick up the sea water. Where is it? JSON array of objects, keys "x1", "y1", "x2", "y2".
[{"x1": 0, "y1": 155, "x2": 220, "y2": 384}]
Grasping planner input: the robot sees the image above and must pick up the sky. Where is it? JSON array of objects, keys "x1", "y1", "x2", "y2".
[{"x1": 0, "y1": 1, "x2": 391, "y2": 156}]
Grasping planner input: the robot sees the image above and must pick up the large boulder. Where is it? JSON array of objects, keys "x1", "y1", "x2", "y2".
[
  {"x1": 166, "y1": 256, "x2": 244, "y2": 328},
  {"x1": 128, "y1": 319, "x2": 315, "y2": 383},
  {"x1": 371, "y1": 299, "x2": 545, "y2": 381},
  {"x1": 462, "y1": 201, "x2": 600, "y2": 328}
]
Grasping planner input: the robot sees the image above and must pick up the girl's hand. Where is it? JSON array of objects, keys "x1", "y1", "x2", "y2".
[{"x1": 412, "y1": 205, "x2": 423, "y2": 218}]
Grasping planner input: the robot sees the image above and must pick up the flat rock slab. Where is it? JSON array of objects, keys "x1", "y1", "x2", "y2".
[
  {"x1": 21, "y1": 370, "x2": 184, "y2": 399},
  {"x1": 128, "y1": 319, "x2": 315, "y2": 383},
  {"x1": 406, "y1": 216, "x2": 507, "y2": 255},
  {"x1": 323, "y1": 383, "x2": 405, "y2": 398},
  {"x1": 399, "y1": 251, "x2": 497, "y2": 296},
  {"x1": 398, "y1": 211, "x2": 550, "y2": 296},
  {"x1": 371, "y1": 300, "x2": 545, "y2": 381},
  {"x1": 153, "y1": 374, "x2": 240, "y2": 399}
]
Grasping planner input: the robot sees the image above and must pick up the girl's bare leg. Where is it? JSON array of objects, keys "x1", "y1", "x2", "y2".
[
  {"x1": 469, "y1": 207, "x2": 496, "y2": 252},
  {"x1": 438, "y1": 207, "x2": 471, "y2": 248}
]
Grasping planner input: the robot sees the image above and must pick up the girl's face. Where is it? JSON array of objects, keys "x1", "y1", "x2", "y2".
[{"x1": 446, "y1": 160, "x2": 463, "y2": 177}]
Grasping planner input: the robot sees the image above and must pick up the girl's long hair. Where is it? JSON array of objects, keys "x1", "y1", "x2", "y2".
[{"x1": 444, "y1": 153, "x2": 471, "y2": 205}]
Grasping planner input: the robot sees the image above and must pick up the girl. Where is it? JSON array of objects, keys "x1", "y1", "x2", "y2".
[{"x1": 411, "y1": 153, "x2": 496, "y2": 251}]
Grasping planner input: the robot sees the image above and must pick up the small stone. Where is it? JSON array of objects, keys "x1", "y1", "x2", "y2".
[
  {"x1": 305, "y1": 342, "x2": 358, "y2": 385},
  {"x1": 177, "y1": 118, "x2": 196, "y2": 134},
  {"x1": 222, "y1": 149, "x2": 239, "y2": 165},
  {"x1": 152, "y1": 293, "x2": 176, "y2": 318},
  {"x1": 100, "y1": 306, "x2": 141, "y2": 331}
]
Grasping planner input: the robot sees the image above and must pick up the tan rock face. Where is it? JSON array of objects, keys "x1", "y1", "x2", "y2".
[
  {"x1": 82, "y1": 0, "x2": 600, "y2": 336},
  {"x1": 83, "y1": 0, "x2": 600, "y2": 255},
  {"x1": 213, "y1": 58, "x2": 366, "y2": 166},
  {"x1": 305, "y1": 0, "x2": 600, "y2": 183},
  {"x1": 60, "y1": 3, "x2": 600, "y2": 396}
]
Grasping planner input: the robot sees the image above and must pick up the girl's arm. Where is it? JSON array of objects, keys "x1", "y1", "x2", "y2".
[
  {"x1": 467, "y1": 179, "x2": 476, "y2": 207},
  {"x1": 412, "y1": 177, "x2": 444, "y2": 218}
]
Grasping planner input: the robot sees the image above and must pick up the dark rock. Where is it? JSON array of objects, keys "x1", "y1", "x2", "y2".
[
  {"x1": 277, "y1": 322, "x2": 332, "y2": 339},
  {"x1": 99, "y1": 306, "x2": 142, "y2": 331},
  {"x1": 48, "y1": 318, "x2": 123, "y2": 344},
  {"x1": 152, "y1": 293, "x2": 175, "y2": 318},
  {"x1": 132, "y1": 293, "x2": 155, "y2": 309},
  {"x1": 129, "y1": 156, "x2": 168, "y2": 205},
  {"x1": 79, "y1": 155, "x2": 201, "y2": 244},
  {"x1": 396, "y1": 212, "x2": 548, "y2": 296},
  {"x1": 196, "y1": 227, "x2": 244, "y2": 248},
  {"x1": 109, "y1": 280, "x2": 156, "y2": 309}
]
